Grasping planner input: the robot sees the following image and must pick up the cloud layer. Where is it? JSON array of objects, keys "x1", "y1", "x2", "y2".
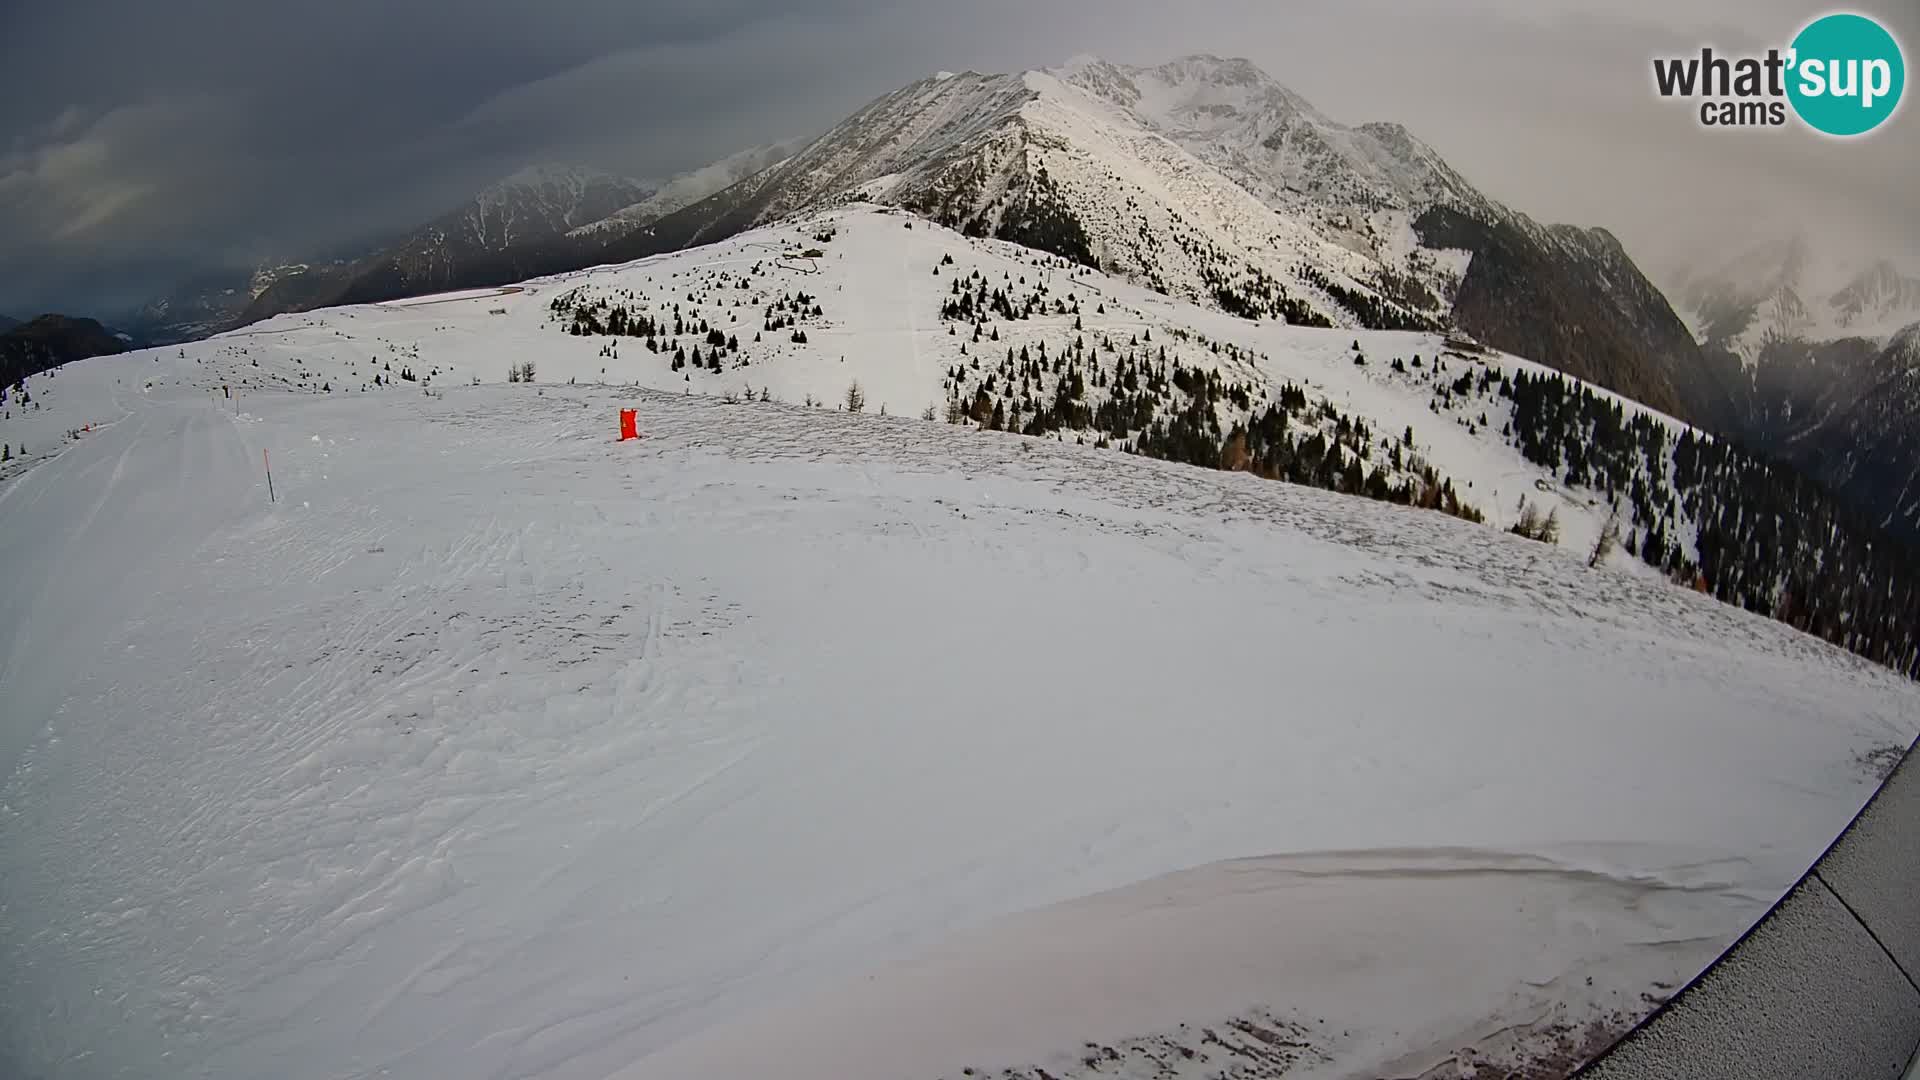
[{"x1": 3, "y1": 0, "x2": 1914, "y2": 316}]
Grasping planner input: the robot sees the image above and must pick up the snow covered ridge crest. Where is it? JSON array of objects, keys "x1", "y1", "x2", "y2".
[{"x1": 626, "y1": 53, "x2": 1474, "y2": 333}]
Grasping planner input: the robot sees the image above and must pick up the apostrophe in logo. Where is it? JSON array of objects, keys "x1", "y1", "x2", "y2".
[
  {"x1": 1652, "y1": 11, "x2": 1905, "y2": 137},
  {"x1": 1787, "y1": 13, "x2": 1905, "y2": 136}
]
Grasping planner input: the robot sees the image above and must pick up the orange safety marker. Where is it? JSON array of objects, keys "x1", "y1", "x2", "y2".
[{"x1": 618, "y1": 408, "x2": 640, "y2": 441}]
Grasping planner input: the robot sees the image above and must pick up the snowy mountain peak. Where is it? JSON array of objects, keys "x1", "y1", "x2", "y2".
[
  {"x1": 1043, "y1": 54, "x2": 1484, "y2": 219},
  {"x1": 1049, "y1": 54, "x2": 1142, "y2": 105},
  {"x1": 1831, "y1": 260, "x2": 1920, "y2": 328},
  {"x1": 481, "y1": 163, "x2": 639, "y2": 202},
  {"x1": 451, "y1": 165, "x2": 654, "y2": 251},
  {"x1": 1052, "y1": 53, "x2": 1323, "y2": 126},
  {"x1": 1672, "y1": 234, "x2": 1920, "y2": 361}
]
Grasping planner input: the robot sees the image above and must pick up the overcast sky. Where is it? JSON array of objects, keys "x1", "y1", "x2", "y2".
[{"x1": 3, "y1": 0, "x2": 1915, "y2": 317}]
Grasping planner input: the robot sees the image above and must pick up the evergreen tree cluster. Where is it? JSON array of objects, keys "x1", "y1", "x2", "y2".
[
  {"x1": 549, "y1": 287, "x2": 665, "y2": 340},
  {"x1": 1297, "y1": 265, "x2": 1442, "y2": 333},
  {"x1": 939, "y1": 267, "x2": 1080, "y2": 325},
  {"x1": 1204, "y1": 262, "x2": 1333, "y2": 327},
  {"x1": 1505, "y1": 368, "x2": 1920, "y2": 678},
  {"x1": 545, "y1": 274, "x2": 821, "y2": 380},
  {"x1": 1368, "y1": 268, "x2": 1444, "y2": 315},
  {"x1": 993, "y1": 168, "x2": 1099, "y2": 271},
  {"x1": 940, "y1": 329, "x2": 1483, "y2": 525},
  {"x1": 763, "y1": 292, "x2": 823, "y2": 334}
]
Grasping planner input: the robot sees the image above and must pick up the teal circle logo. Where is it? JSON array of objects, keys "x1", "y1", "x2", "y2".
[{"x1": 1787, "y1": 13, "x2": 1905, "y2": 136}]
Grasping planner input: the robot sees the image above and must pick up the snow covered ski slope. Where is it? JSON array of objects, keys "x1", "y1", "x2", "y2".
[{"x1": 2, "y1": 207, "x2": 1918, "y2": 1080}]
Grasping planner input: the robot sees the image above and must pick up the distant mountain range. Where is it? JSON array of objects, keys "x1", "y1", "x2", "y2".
[
  {"x1": 122, "y1": 148, "x2": 803, "y2": 347},
  {"x1": 1668, "y1": 238, "x2": 1920, "y2": 363}
]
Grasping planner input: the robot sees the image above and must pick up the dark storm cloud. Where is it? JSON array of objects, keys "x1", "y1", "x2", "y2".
[
  {"x1": 3, "y1": 0, "x2": 1915, "y2": 317},
  {"x1": 0, "y1": 0, "x2": 942, "y2": 314}
]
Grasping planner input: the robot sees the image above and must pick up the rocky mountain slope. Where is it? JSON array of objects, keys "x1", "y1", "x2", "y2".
[
  {"x1": 1733, "y1": 323, "x2": 1920, "y2": 540},
  {"x1": 221, "y1": 152, "x2": 824, "y2": 334},
  {"x1": 240, "y1": 166, "x2": 653, "y2": 322},
  {"x1": 567, "y1": 141, "x2": 802, "y2": 243},
  {"x1": 124, "y1": 262, "x2": 341, "y2": 346}
]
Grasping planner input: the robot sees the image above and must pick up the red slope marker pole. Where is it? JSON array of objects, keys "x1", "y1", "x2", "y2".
[{"x1": 264, "y1": 449, "x2": 276, "y2": 504}]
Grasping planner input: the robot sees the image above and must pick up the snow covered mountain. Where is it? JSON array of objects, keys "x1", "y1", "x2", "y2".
[
  {"x1": 134, "y1": 55, "x2": 1717, "y2": 438},
  {"x1": 463, "y1": 164, "x2": 657, "y2": 244},
  {"x1": 1663, "y1": 238, "x2": 1920, "y2": 541},
  {"x1": 134, "y1": 168, "x2": 653, "y2": 345},
  {"x1": 1052, "y1": 54, "x2": 1494, "y2": 221},
  {"x1": 123, "y1": 168, "x2": 648, "y2": 345},
  {"x1": 239, "y1": 165, "x2": 653, "y2": 323},
  {"x1": 122, "y1": 264, "x2": 314, "y2": 346},
  {"x1": 108, "y1": 55, "x2": 1909, "y2": 542},
  {"x1": 609, "y1": 61, "x2": 1455, "y2": 330},
  {"x1": 568, "y1": 141, "x2": 803, "y2": 243},
  {"x1": 5, "y1": 202, "x2": 1918, "y2": 1080},
  {"x1": 606, "y1": 55, "x2": 1717, "y2": 433},
  {"x1": 1670, "y1": 236, "x2": 1920, "y2": 363}
]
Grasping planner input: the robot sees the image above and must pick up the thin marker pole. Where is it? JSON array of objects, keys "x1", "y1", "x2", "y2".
[{"x1": 264, "y1": 449, "x2": 276, "y2": 504}]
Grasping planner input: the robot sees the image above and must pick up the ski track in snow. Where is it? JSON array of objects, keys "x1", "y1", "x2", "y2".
[{"x1": 1, "y1": 370, "x2": 1916, "y2": 1080}]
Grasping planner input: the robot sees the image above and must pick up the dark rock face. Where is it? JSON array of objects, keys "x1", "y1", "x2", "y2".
[
  {"x1": 1413, "y1": 207, "x2": 1743, "y2": 432},
  {"x1": 1740, "y1": 326, "x2": 1920, "y2": 542}
]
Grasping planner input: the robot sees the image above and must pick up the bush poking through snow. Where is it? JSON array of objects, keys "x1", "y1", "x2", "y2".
[
  {"x1": 1510, "y1": 499, "x2": 1562, "y2": 546},
  {"x1": 1589, "y1": 503, "x2": 1622, "y2": 568}
]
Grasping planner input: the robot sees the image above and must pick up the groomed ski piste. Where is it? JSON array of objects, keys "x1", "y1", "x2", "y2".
[{"x1": 3, "y1": 205, "x2": 1917, "y2": 1080}]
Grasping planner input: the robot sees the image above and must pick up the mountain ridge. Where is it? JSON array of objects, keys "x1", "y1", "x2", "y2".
[
  {"x1": 125, "y1": 54, "x2": 1722, "y2": 442},
  {"x1": 605, "y1": 54, "x2": 1717, "y2": 430}
]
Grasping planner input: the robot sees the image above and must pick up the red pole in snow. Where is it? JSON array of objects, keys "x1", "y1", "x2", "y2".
[{"x1": 264, "y1": 449, "x2": 276, "y2": 504}]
